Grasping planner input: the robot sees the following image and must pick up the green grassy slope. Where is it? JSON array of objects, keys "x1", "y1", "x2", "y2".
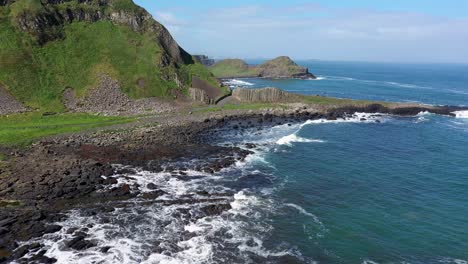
[
  {"x1": 0, "y1": 113, "x2": 134, "y2": 146},
  {"x1": 209, "y1": 56, "x2": 312, "y2": 78},
  {"x1": 0, "y1": 0, "x2": 224, "y2": 112},
  {"x1": 209, "y1": 59, "x2": 258, "y2": 78}
]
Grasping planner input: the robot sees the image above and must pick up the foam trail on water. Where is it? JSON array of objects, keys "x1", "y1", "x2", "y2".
[
  {"x1": 453, "y1": 111, "x2": 468, "y2": 119},
  {"x1": 308, "y1": 76, "x2": 325, "y2": 80},
  {"x1": 285, "y1": 203, "x2": 323, "y2": 225},
  {"x1": 276, "y1": 134, "x2": 325, "y2": 146}
]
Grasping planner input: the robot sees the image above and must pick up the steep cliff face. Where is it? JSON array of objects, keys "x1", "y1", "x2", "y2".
[
  {"x1": 210, "y1": 56, "x2": 316, "y2": 79},
  {"x1": 232, "y1": 87, "x2": 299, "y2": 103},
  {"x1": 0, "y1": 0, "x2": 223, "y2": 112}
]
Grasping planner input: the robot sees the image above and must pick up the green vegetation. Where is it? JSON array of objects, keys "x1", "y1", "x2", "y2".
[
  {"x1": 194, "y1": 103, "x2": 287, "y2": 114},
  {"x1": 0, "y1": 113, "x2": 134, "y2": 146},
  {"x1": 0, "y1": 0, "x2": 225, "y2": 112},
  {"x1": 0, "y1": 17, "x2": 178, "y2": 111},
  {"x1": 209, "y1": 56, "x2": 311, "y2": 78},
  {"x1": 209, "y1": 59, "x2": 258, "y2": 78},
  {"x1": 300, "y1": 95, "x2": 388, "y2": 106},
  {"x1": 0, "y1": 199, "x2": 22, "y2": 208},
  {"x1": 9, "y1": 0, "x2": 44, "y2": 18},
  {"x1": 181, "y1": 62, "x2": 230, "y2": 96},
  {"x1": 110, "y1": 0, "x2": 141, "y2": 12}
]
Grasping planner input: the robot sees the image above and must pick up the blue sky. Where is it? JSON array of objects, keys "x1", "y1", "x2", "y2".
[{"x1": 134, "y1": 0, "x2": 468, "y2": 63}]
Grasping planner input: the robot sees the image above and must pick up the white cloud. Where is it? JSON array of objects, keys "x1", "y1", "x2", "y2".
[{"x1": 149, "y1": 4, "x2": 468, "y2": 63}]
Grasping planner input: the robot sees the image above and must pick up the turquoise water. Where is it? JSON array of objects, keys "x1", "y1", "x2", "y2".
[
  {"x1": 23, "y1": 62, "x2": 468, "y2": 264},
  {"x1": 241, "y1": 61, "x2": 468, "y2": 106},
  {"x1": 221, "y1": 62, "x2": 468, "y2": 263}
]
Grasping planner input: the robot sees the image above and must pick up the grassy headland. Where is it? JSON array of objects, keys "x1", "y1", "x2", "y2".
[
  {"x1": 0, "y1": 113, "x2": 134, "y2": 146},
  {"x1": 209, "y1": 56, "x2": 314, "y2": 79},
  {"x1": 0, "y1": 0, "x2": 225, "y2": 113}
]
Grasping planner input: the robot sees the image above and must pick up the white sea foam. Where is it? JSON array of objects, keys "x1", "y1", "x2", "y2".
[
  {"x1": 276, "y1": 134, "x2": 325, "y2": 146},
  {"x1": 452, "y1": 110, "x2": 468, "y2": 118},
  {"x1": 362, "y1": 260, "x2": 381, "y2": 264},
  {"x1": 323, "y1": 75, "x2": 434, "y2": 90},
  {"x1": 308, "y1": 76, "x2": 325, "y2": 80},
  {"x1": 223, "y1": 79, "x2": 254, "y2": 87},
  {"x1": 285, "y1": 203, "x2": 323, "y2": 226},
  {"x1": 303, "y1": 112, "x2": 387, "y2": 125},
  {"x1": 440, "y1": 257, "x2": 468, "y2": 264}
]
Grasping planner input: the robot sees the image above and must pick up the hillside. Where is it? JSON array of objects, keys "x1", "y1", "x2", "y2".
[
  {"x1": 209, "y1": 56, "x2": 316, "y2": 79},
  {"x1": 0, "y1": 0, "x2": 225, "y2": 113}
]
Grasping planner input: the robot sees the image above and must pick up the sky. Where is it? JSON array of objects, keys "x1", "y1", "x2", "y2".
[{"x1": 134, "y1": 0, "x2": 468, "y2": 63}]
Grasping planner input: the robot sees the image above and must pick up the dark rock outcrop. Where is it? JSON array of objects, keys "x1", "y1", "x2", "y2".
[
  {"x1": 193, "y1": 55, "x2": 215, "y2": 67},
  {"x1": 63, "y1": 75, "x2": 175, "y2": 115}
]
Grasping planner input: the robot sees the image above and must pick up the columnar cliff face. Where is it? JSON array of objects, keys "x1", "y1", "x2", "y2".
[
  {"x1": 0, "y1": 0, "x2": 222, "y2": 112},
  {"x1": 210, "y1": 56, "x2": 316, "y2": 79},
  {"x1": 232, "y1": 87, "x2": 299, "y2": 103}
]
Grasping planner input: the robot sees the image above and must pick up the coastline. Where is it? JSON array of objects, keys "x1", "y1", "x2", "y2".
[{"x1": 0, "y1": 102, "x2": 467, "y2": 262}]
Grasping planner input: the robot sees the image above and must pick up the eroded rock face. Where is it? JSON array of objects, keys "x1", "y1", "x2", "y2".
[
  {"x1": 232, "y1": 87, "x2": 298, "y2": 103},
  {"x1": 9, "y1": 0, "x2": 193, "y2": 66},
  {"x1": 0, "y1": 85, "x2": 27, "y2": 115},
  {"x1": 63, "y1": 75, "x2": 175, "y2": 115}
]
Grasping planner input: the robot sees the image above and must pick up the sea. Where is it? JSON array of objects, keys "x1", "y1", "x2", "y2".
[{"x1": 17, "y1": 61, "x2": 468, "y2": 264}]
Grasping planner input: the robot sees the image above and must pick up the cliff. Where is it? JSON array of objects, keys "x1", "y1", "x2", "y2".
[
  {"x1": 210, "y1": 56, "x2": 316, "y2": 79},
  {"x1": 0, "y1": 0, "x2": 225, "y2": 113},
  {"x1": 232, "y1": 87, "x2": 299, "y2": 103},
  {"x1": 193, "y1": 55, "x2": 215, "y2": 67}
]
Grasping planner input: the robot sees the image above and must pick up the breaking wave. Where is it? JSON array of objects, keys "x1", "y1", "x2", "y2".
[
  {"x1": 276, "y1": 134, "x2": 325, "y2": 146},
  {"x1": 453, "y1": 110, "x2": 468, "y2": 119},
  {"x1": 222, "y1": 79, "x2": 254, "y2": 87},
  {"x1": 322, "y1": 75, "x2": 434, "y2": 90}
]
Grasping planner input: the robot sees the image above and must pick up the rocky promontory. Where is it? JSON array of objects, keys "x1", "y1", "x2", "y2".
[{"x1": 210, "y1": 56, "x2": 316, "y2": 79}]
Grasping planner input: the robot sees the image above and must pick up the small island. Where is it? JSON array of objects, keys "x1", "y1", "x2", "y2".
[{"x1": 209, "y1": 56, "x2": 316, "y2": 79}]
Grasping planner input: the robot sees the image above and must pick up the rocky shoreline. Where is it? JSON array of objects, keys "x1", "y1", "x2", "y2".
[{"x1": 0, "y1": 103, "x2": 466, "y2": 263}]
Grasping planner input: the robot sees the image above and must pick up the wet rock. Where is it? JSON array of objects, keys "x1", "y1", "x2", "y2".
[
  {"x1": 44, "y1": 225, "x2": 62, "y2": 234},
  {"x1": 66, "y1": 235, "x2": 96, "y2": 250},
  {"x1": 201, "y1": 204, "x2": 232, "y2": 216},
  {"x1": 146, "y1": 183, "x2": 158, "y2": 190},
  {"x1": 142, "y1": 190, "x2": 166, "y2": 200},
  {"x1": 244, "y1": 143, "x2": 256, "y2": 149},
  {"x1": 100, "y1": 246, "x2": 112, "y2": 253}
]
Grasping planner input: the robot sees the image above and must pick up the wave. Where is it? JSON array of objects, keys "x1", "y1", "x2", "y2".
[
  {"x1": 322, "y1": 75, "x2": 434, "y2": 90},
  {"x1": 276, "y1": 134, "x2": 325, "y2": 146},
  {"x1": 14, "y1": 164, "x2": 292, "y2": 264},
  {"x1": 222, "y1": 79, "x2": 254, "y2": 87},
  {"x1": 303, "y1": 113, "x2": 387, "y2": 126},
  {"x1": 452, "y1": 110, "x2": 468, "y2": 118},
  {"x1": 307, "y1": 76, "x2": 326, "y2": 80},
  {"x1": 285, "y1": 203, "x2": 323, "y2": 225}
]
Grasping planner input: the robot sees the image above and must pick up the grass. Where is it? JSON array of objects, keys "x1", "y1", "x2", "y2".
[
  {"x1": 0, "y1": 2, "x2": 225, "y2": 112},
  {"x1": 9, "y1": 0, "x2": 44, "y2": 18},
  {"x1": 194, "y1": 103, "x2": 287, "y2": 114},
  {"x1": 0, "y1": 17, "x2": 180, "y2": 111},
  {"x1": 181, "y1": 62, "x2": 230, "y2": 97},
  {"x1": 0, "y1": 199, "x2": 22, "y2": 208},
  {"x1": 0, "y1": 113, "x2": 134, "y2": 146},
  {"x1": 300, "y1": 95, "x2": 380, "y2": 106},
  {"x1": 209, "y1": 59, "x2": 258, "y2": 78}
]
